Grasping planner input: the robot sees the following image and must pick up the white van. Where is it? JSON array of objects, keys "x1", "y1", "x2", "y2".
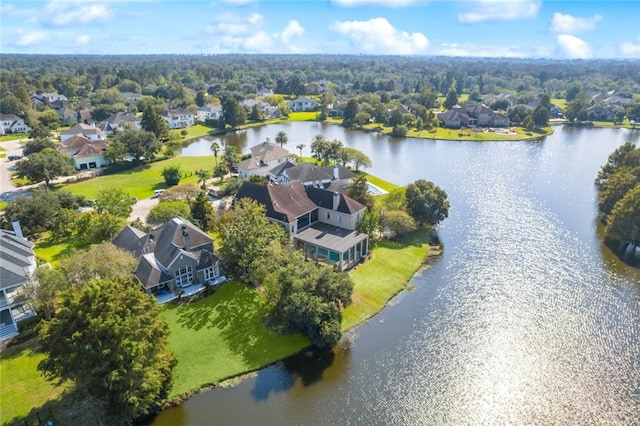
[{"x1": 152, "y1": 189, "x2": 165, "y2": 198}]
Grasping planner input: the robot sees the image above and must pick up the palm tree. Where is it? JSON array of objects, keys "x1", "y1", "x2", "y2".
[
  {"x1": 196, "y1": 169, "x2": 209, "y2": 190},
  {"x1": 296, "y1": 144, "x2": 305, "y2": 158},
  {"x1": 275, "y1": 131, "x2": 288, "y2": 148},
  {"x1": 211, "y1": 141, "x2": 220, "y2": 167}
]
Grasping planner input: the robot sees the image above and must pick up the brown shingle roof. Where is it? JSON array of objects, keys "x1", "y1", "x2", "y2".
[{"x1": 236, "y1": 181, "x2": 317, "y2": 223}]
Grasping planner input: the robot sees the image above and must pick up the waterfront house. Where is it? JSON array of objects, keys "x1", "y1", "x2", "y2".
[
  {"x1": 112, "y1": 217, "x2": 223, "y2": 303},
  {"x1": 273, "y1": 162, "x2": 356, "y2": 191},
  {"x1": 0, "y1": 224, "x2": 37, "y2": 341},
  {"x1": 196, "y1": 104, "x2": 223, "y2": 122},
  {"x1": 439, "y1": 104, "x2": 509, "y2": 128},
  {"x1": 238, "y1": 141, "x2": 291, "y2": 179},
  {"x1": 162, "y1": 108, "x2": 195, "y2": 129},
  {"x1": 236, "y1": 181, "x2": 369, "y2": 271},
  {"x1": 287, "y1": 96, "x2": 320, "y2": 112}
]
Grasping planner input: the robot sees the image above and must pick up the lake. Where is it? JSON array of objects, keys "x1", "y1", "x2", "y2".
[{"x1": 155, "y1": 123, "x2": 640, "y2": 424}]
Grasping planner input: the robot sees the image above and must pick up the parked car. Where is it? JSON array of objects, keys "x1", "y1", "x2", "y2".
[
  {"x1": 152, "y1": 189, "x2": 165, "y2": 198},
  {"x1": 7, "y1": 155, "x2": 22, "y2": 161}
]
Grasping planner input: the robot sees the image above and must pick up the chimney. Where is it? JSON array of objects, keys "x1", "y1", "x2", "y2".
[
  {"x1": 182, "y1": 225, "x2": 190, "y2": 250},
  {"x1": 332, "y1": 192, "x2": 340, "y2": 211},
  {"x1": 333, "y1": 165, "x2": 339, "y2": 180},
  {"x1": 11, "y1": 217, "x2": 24, "y2": 239}
]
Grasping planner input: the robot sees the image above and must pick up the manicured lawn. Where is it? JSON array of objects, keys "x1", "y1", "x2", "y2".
[
  {"x1": 361, "y1": 172, "x2": 397, "y2": 193},
  {"x1": 287, "y1": 111, "x2": 319, "y2": 121},
  {"x1": 169, "y1": 124, "x2": 217, "y2": 141},
  {"x1": 0, "y1": 339, "x2": 64, "y2": 424},
  {"x1": 60, "y1": 156, "x2": 215, "y2": 199},
  {"x1": 0, "y1": 133, "x2": 27, "y2": 142},
  {"x1": 342, "y1": 230, "x2": 437, "y2": 330},
  {"x1": 34, "y1": 234, "x2": 80, "y2": 265},
  {"x1": 162, "y1": 281, "x2": 308, "y2": 398}
]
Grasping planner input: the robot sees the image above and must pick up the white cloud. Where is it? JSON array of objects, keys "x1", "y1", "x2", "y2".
[
  {"x1": 436, "y1": 42, "x2": 526, "y2": 58},
  {"x1": 41, "y1": 1, "x2": 112, "y2": 26},
  {"x1": 16, "y1": 31, "x2": 49, "y2": 47},
  {"x1": 555, "y1": 34, "x2": 592, "y2": 59},
  {"x1": 550, "y1": 13, "x2": 602, "y2": 34},
  {"x1": 280, "y1": 20, "x2": 304, "y2": 43},
  {"x1": 200, "y1": 14, "x2": 305, "y2": 53},
  {"x1": 247, "y1": 12, "x2": 263, "y2": 24},
  {"x1": 331, "y1": 0, "x2": 426, "y2": 6},
  {"x1": 458, "y1": 0, "x2": 540, "y2": 23},
  {"x1": 331, "y1": 17, "x2": 428, "y2": 54},
  {"x1": 75, "y1": 34, "x2": 91, "y2": 45},
  {"x1": 619, "y1": 37, "x2": 640, "y2": 57}
]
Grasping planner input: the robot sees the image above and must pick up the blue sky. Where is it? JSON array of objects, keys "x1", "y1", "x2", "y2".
[{"x1": 1, "y1": 0, "x2": 639, "y2": 58}]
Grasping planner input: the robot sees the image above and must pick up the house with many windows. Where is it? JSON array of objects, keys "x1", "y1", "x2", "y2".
[
  {"x1": 112, "y1": 217, "x2": 223, "y2": 303},
  {"x1": 287, "y1": 96, "x2": 320, "y2": 112},
  {"x1": 236, "y1": 181, "x2": 369, "y2": 271},
  {"x1": 162, "y1": 108, "x2": 195, "y2": 129},
  {"x1": 0, "y1": 114, "x2": 31, "y2": 135},
  {"x1": 57, "y1": 135, "x2": 110, "y2": 170},
  {"x1": 0, "y1": 225, "x2": 37, "y2": 341},
  {"x1": 60, "y1": 123, "x2": 106, "y2": 143}
]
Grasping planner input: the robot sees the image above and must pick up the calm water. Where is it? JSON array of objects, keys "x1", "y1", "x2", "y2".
[{"x1": 158, "y1": 124, "x2": 640, "y2": 424}]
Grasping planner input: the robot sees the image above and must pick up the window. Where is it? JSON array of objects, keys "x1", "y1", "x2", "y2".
[
  {"x1": 338, "y1": 215, "x2": 342, "y2": 224},
  {"x1": 174, "y1": 266, "x2": 193, "y2": 287},
  {"x1": 204, "y1": 266, "x2": 220, "y2": 282},
  {"x1": 326, "y1": 211, "x2": 331, "y2": 220}
]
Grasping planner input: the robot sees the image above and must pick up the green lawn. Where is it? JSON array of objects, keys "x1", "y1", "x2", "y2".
[
  {"x1": 287, "y1": 111, "x2": 319, "y2": 121},
  {"x1": 169, "y1": 124, "x2": 217, "y2": 141},
  {"x1": 343, "y1": 230, "x2": 437, "y2": 330},
  {"x1": 60, "y1": 156, "x2": 215, "y2": 199},
  {"x1": 0, "y1": 134, "x2": 27, "y2": 142},
  {"x1": 0, "y1": 339, "x2": 65, "y2": 424},
  {"x1": 162, "y1": 281, "x2": 308, "y2": 398},
  {"x1": 34, "y1": 234, "x2": 80, "y2": 265}
]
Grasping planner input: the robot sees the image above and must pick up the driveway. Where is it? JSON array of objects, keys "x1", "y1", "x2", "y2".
[
  {"x1": 0, "y1": 139, "x2": 26, "y2": 201},
  {"x1": 0, "y1": 138, "x2": 101, "y2": 203},
  {"x1": 129, "y1": 197, "x2": 160, "y2": 223}
]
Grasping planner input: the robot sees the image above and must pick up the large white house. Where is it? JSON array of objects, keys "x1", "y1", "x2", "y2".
[
  {"x1": 0, "y1": 114, "x2": 31, "y2": 135},
  {"x1": 0, "y1": 224, "x2": 37, "y2": 341},
  {"x1": 162, "y1": 109, "x2": 195, "y2": 129},
  {"x1": 60, "y1": 123, "x2": 106, "y2": 143},
  {"x1": 287, "y1": 96, "x2": 320, "y2": 112},
  {"x1": 58, "y1": 135, "x2": 110, "y2": 170}
]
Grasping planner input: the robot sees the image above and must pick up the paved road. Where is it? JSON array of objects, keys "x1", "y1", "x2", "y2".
[
  {"x1": 0, "y1": 139, "x2": 27, "y2": 202},
  {"x1": 129, "y1": 197, "x2": 160, "y2": 223}
]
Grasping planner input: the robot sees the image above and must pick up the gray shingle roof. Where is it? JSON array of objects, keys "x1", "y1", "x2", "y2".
[
  {"x1": 305, "y1": 187, "x2": 365, "y2": 214},
  {"x1": 236, "y1": 181, "x2": 317, "y2": 223},
  {"x1": 0, "y1": 230, "x2": 35, "y2": 290}
]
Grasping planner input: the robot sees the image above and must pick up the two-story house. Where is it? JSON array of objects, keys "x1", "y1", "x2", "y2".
[
  {"x1": 60, "y1": 123, "x2": 106, "y2": 143},
  {"x1": 236, "y1": 181, "x2": 369, "y2": 271},
  {"x1": 162, "y1": 109, "x2": 195, "y2": 129},
  {"x1": 57, "y1": 135, "x2": 110, "y2": 170},
  {"x1": 196, "y1": 104, "x2": 223, "y2": 122},
  {"x1": 287, "y1": 96, "x2": 320, "y2": 112},
  {"x1": 0, "y1": 224, "x2": 37, "y2": 341},
  {"x1": 112, "y1": 217, "x2": 223, "y2": 303},
  {"x1": 238, "y1": 141, "x2": 291, "y2": 179},
  {"x1": 273, "y1": 163, "x2": 356, "y2": 191},
  {"x1": 98, "y1": 112, "x2": 142, "y2": 134},
  {"x1": 0, "y1": 114, "x2": 31, "y2": 135}
]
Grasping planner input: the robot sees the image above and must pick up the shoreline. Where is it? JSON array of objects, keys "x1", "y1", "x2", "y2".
[{"x1": 159, "y1": 236, "x2": 443, "y2": 411}]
